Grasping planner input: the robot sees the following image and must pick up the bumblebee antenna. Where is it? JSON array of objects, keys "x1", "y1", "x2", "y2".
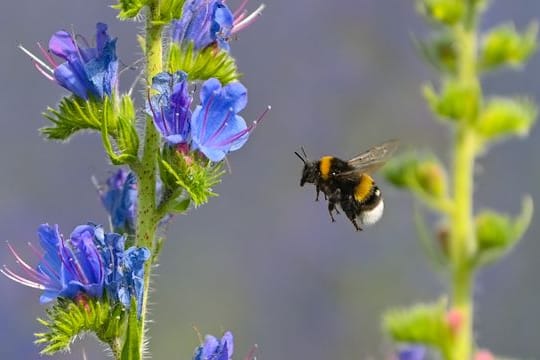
[
  {"x1": 294, "y1": 148, "x2": 307, "y2": 163},
  {"x1": 301, "y1": 146, "x2": 308, "y2": 160}
]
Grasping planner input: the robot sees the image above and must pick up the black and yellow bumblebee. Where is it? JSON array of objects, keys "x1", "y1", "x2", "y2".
[{"x1": 295, "y1": 140, "x2": 398, "y2": 231}]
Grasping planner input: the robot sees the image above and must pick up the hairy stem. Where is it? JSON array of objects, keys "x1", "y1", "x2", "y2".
[
  {"x1": 130, "y1": 1, "x2": 163, "y2": 358},
  {"x1": 448, "y1": 4, "x2": 479, "y2": 359}
]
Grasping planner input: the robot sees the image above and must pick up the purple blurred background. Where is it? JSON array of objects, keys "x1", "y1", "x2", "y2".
[{"x1": 1, "y1": 0, "x2": 539, "y2": 358}]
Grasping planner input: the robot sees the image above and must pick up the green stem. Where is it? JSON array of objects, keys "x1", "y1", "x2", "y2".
[
  {"x1": 129, "y1": 1, "x2": 163, "y2": 358},
  {"x1": 448, "y1": 4, "x2": 480, "y2": 359}
]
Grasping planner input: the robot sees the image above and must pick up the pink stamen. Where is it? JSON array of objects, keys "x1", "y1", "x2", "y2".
[
  {"x1": 234, "y1": 11, "x2": 248, "y2": 25},
  {"x1": 26, "y1": 241, "x2": 60, "y2": 281},
  {"x1": 1, "y1": 266, "x2": 45, "y2": 289},
  {"x1": 213, "y1": 105, "x2": 270, "y2": 147},
  {"x1": 7, "y1": 242, "x2": 42, "y2": 277},
  {"x1": 37, "y1": 42, "x2": 58, "y2": 68},
  {"x1": 232, "y1": 4, "x2": 265, "y2": 34},
  {"x1": 33, "y1": 62, "x2": 55, "y2": 81},
  {"x1": 233, "y1": 0, "x2": 250, "y2": 18}
]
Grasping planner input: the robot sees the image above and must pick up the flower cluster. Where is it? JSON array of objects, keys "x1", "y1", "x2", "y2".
[
  {"x1": 1, "y1": 223, "x2": 150, "y2": 316},
  {"x1": 148, "y1": 71, "x2": 269, "y2": 162},
  {"x1": 172, "y1": 0, "x2": 265, "y2": 51},
  {"x1": 20, "y1": 23, "x2": 118, "y2": 100}
]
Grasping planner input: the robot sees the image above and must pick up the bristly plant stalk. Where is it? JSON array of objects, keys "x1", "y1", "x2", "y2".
[
  {"x1": 450, "y1": 3, "x2": 479, "y2": 359},
  {"x1": 134, "y1": 0, "x2": 164, "y2": 356}
]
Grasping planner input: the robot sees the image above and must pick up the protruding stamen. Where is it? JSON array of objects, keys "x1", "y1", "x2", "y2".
[
  {"x1": 232, "y1": 4, "x2": 266, "y2": 34},
  {"x1": 233, "y1": 0, "x2": 250, "y2": 18},
  {"x1": 18, "y1": 44, "x2": 54, "y2": 73},
  {"x1": 0, "y1": 266, "x2": 45, "y2": 289}
]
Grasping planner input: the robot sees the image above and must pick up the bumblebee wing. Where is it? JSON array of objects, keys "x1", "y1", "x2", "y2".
[
  {"x1": 348, "y1": 139, "x2": 398, "y2": 169},
  {"x1": 336, "y1": 139, "x2": 399, "y2": 179}
]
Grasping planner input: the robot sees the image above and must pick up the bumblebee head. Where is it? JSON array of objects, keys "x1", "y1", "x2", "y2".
[{"x1": 295, "y1": 147, "x2": 318, "y2": 186}]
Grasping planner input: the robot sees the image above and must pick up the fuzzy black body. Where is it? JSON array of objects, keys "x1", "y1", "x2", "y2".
[
  {"x1": 327, "y1": 173, "x2": 384, "y2": 231},
  {"x1": 296, "y1": 140, "x2": 397, "y2": 231},
  {"x1": 300, "y1": 156, "x2": 354, "y2": 201}
]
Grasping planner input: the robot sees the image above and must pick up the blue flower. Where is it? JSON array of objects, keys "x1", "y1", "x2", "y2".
[
  {"x1": 396, "y1": 345, "x2": 426, "y2": 360},
  {"x1": 172, "y1": 0, "x2": 234, "y2": 51},
  {"x1": 193, "y1": 331, "x2": 234, "y2": 360},
  {"x1": 20, "y1": 22, "x2": 118, "y2": 100},
  {"x1": 2, "y1": 223, "x2": 151, "y2": 317},
  {"x1": 118, "y1": 247, "x2": 151, "y2": 317},
  {"x1": 1, "y1": 224, "x2": 104, "y2": 303},
  {"x1": 191, "y1": 78, "x2": 257, "y2": 162},
  {"x1": 147, "y1": 71, "x2": 192, "y2": 145},
  {"x1": 172, "y1": 0, "x2": 265, "y2": 52},
  {"x1": 99, "y1": 169, "x2": 137, "y2": 234}
]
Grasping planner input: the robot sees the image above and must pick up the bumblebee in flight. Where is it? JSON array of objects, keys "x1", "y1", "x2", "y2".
[{"x1": 295, "y1": 140, "x2": 398, "y2": 231}]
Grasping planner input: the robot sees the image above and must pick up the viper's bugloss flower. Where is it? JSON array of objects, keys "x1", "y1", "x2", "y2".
[
  {"x1": 193, "y1": 331, "x2": 233, "y2": 360},
  {"x1": 20, "y1": 22, "x2": 118, "y2": 100},
  {"x1": 147, "y1": 71, "x2": 192, "y2": 145},
  {"x1": 396, "y1": 345, "x2": 426, "y2": 360},
  {"x1": 2, "y1": 224, "x2": 151, "y2": 317},
  {"x1": 1, "y1": 224, "x2": 104, "y2": 303},
  {"x1": 172, "y1": 0, "x2": 265, "y2": 51},
  {"x1": 98, "y1": 169, "x2": 137, "y2": 234},
  {"x1": 191, "y1": 78, "x2": 263, "y2": 162},
  {"x1": 173, "y1": 0, "x2": 233, "y2": 50}
]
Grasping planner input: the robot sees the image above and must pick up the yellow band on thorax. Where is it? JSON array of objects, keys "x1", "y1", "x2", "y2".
[{"x1": 319, "y1": 156, "x2": 333, "y2": 180}]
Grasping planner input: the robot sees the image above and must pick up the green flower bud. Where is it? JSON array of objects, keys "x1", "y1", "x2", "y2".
[
  {"x1": 479, "y1": 22, "x2": 538, "y2": 71},
  {"x1": 416, "y1": 32, "x2": 458, "y2": 74},
  {"x1": 423, "y1": 80, "x2": 480, "y2": 123},
  {"x1": 474, "y1": 197, "x2": 533, "y2": 267},
  {"x1": 417, "y1": 0, "x2": 465, "y2": 26},
  {"x1": 475, "y1": 97, "x2": 538, "y2": 141},
  {"x1": 383, "y1": 298, "x2": 452, "y2": 356},
  {"x1": 416, "y1": 161, "x2": 448, "y2": 199}
]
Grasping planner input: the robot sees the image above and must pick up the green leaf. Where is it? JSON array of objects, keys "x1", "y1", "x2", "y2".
[
  {"x1": 101, "y1": 97, "x2": 138, "y2": 165},
  {"x1": 474, "y1": 196, "x2": 534, "y2": 267},
  {"x1": 120, "y1": 297, "x2": 141, "y2": 360},
  {"x1": 41, "y1": 96, "x2": 106, "y2": 141},
  {"x1": 35, "y1": 297, "x2": 125, "y2": 355},
  {"x1": 475, "y1": 97, "x2": 538, "y2": 141},
  {"x1": 112, "y1": 0, "x2": 147, "y2": 20},
  {"x1": 159, "y1": 148, "x2": 224, "y2": 206},
  {"x1": 168, "y1": 43, "x2": 240, "y2": 84},
  {"x1": 158, "y1": 0, "x2": 186, "y2": 23},
  {"x1": 383, "y1": 299, "x2": 451, "y2": 357},
  {"x1": 423, "y1": 80, "x2": 480, "y2": 123},
  {"x1": 416, "y1": 0, "x2": 465, "y2": 25},
  {"x1": 479, "y1": 22, "x2": 538, "y2": 71},
  {"x1": 170, "y1": 198, "x2": 191, "y2": 213},
  {"x1": 101, "y1": 96, "x2": 139, "y2": 165}
]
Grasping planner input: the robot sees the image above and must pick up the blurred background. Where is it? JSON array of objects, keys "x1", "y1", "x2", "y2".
[{"x1": 1, "y1": 0, "x2": 539, "y2": 358}]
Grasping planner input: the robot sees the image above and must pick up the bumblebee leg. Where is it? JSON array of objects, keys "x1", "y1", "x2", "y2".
[
  {"x1": 315, "y1": 185, "x2": 320, "y2": 201},
  {"x1": 327, "y1": 189, "x2": 342, "y2": 223},
  {"x1": 328, "y1": 201, "x2": 337, "y2": 222},
  {"x1": 340, "y1": 195, "x2": 363, "y2": 231}
]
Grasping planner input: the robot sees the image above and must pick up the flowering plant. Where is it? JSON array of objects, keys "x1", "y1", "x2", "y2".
[{"x1": 6, "y1": 0, "x2": 266, "y2": 358}]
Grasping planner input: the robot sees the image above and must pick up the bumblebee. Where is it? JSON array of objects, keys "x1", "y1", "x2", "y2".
[{"x1": 295, "y1": 140, "x2": 398, "y2": 231}]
